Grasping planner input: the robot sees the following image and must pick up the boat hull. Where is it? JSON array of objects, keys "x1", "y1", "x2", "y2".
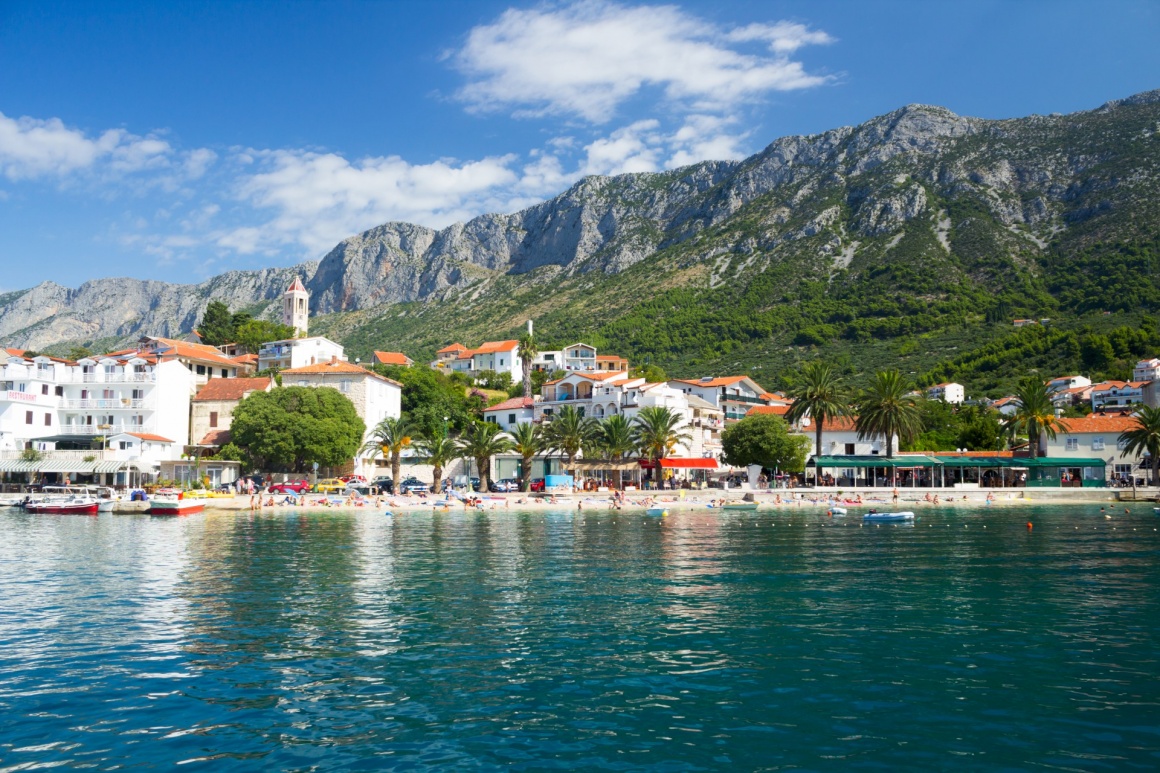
[
  {"x1": 148, "y1": 502, "x2": 205, "y2": 516},
  {"x1": 722, "y1": 503, "x2": 759, "y2": 511},
  {"x1": 863, "y1": 511, "x2": 915, "y2": 521},
  {"x1": 27, "y1": 502, "x2": 99, "y2": 515}
]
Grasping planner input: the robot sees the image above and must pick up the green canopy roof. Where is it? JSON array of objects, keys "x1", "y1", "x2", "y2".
[{"x1": 811, "y1": 455, "x2": 943, "y2": 468}]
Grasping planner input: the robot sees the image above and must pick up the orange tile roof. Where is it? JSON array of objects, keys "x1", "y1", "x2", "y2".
[
  {"x1": 673, "y1": 376, "x2": 750, "y2": 388},
  {"x1": 4, "y1": 348, "x2": 26, "y2": 358},
  {"x1": 595, "y1": 354, "x2": 627, "y2": 361},
  {"x1": 287, "y1": 276, "x2": 307, "y2": 293},
  {"x1": 1058, "y1": 416, "x2": 1141, "y2": 434},
  {"x1": 198, "y1": 429, "x2": 232, "y2": 446},
  {"x1": 747, "y1": 405, "x2": 791, "y2": 417},
  {"x1": 820, "y1": 416, "x2": 858, "y2": 432},
  {"x1": 232, "y1": 353, "x2": 259, "y2": 365},
  {"x1": 193, "y1": 376, "x2": 273, "y2": 402},
  {"x1": 484, "y1": 397, "x2": 536, "y2": 412},
  {"x1": 146, "y1": 337, "x2": 241, "y2": 367},
  {"x1": 127, "y1": 432, "x2": 175, "y2": 443},
  {"x1": 282, "y1": 359, "x2": 402, "y2": 386},
  {"x1": 1091, "y1": 380, "x2": 1149, "y2": 390},
  {"x1": 437, "y1": 343, "x2": 469, "y2": 354},
  {"x1": 473, "y1": 340, "x2": 519, "y2": 354},
  {"x1": 373, "y1": 351, "x2": 412, "y2": 366}
]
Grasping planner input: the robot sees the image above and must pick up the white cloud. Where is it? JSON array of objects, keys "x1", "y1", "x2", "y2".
[
  {"x1": 453, "y1": 1, "x2": 834, "y2": 122},
  {"x1": 216, "y1": 149, "x2": 520, "y2": 255},
  {"x1": 0, "y1": 112, "x2": 177, "y2": 180}
]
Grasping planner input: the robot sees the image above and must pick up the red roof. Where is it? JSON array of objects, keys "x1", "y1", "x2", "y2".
[
  {"x1": 437, "y1": 343, "x2": 469, "y2": 354},
  {"x1": 748, "y1": 405, "x2": 790, "y2": 417},
  {"x1": 193, "y1": 376, "x2": 273, "y2": 402},
  {"x1": 373, "y1": 351, "x2": 412, "y2": 366},
  {"x1": 127, "y1": 432, "x2": 175, "y2": 443},
  {"x1": 287, "y1": 276, "x2": 307, "y2": 293},
  {"x1": 145, "y1": 337, "x2": 241, "y2": 367},
  {"x1": 4, "y1": 348, "x2": 26, "y2": 358},
  {"x1": 484, "y1": 397, "x2": 535, "y2": 413},
  {"x1": 282, "y1": 359, "x2": 402, "y2": 386},
  {"x1": 1058, "y1": 416, "x2": 1141, "y2": 434},
  {"x1": 474, "y1": 340, "x2": 519, "y2": 354},
  {"x1": 198, "y1": 430, "x2": 232, "y2": 446},
  {"x1": 820, "y1": 416, "x2": 857, "y2": 432},
  {"x1": 673, "y1": 376, "x2": 750, "y2": 388}
]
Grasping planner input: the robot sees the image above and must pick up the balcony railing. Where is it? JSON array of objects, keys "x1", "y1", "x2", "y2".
[
  {"x1": 722, "y1": 393, "x2": 765, "y2": 404},
  {"x1": 62, "y1": 399, "x2": 152, "y2": 410},
  {"x1": 78, "y1": 372, "x2": 155, "y2": 383},
  {"x1": 0, "y1": 449, "x2": 115, "y2": 461},
  {"x1": 62, "y1": 424, "x2": 134, "y2": 435}
]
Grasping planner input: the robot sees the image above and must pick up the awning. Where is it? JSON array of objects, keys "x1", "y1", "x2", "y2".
[
  {"x1": 811, "y1": 455, "x2": 943, "y2": 468},
  {"x1": 93, "y1": 461, "x2": 152, "y2": 473},
  {"x1": 0, "y1": 460, "x2": 38, "y2": 473},
  {"x1": 934, "y1": 456, "x2": 1012, "y2": 468},
  {"x1": 638, "y1": 458, "x2": 718, "y2": 469},
  {"x1": 570, "y1": 460, "x2": 640, "y2": 471}
]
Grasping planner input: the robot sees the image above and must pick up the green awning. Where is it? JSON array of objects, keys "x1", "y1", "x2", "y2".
[
  {"x1": 934, "y1": 456, "x2": 1011, "y2": 468},
  {"x1": 811, "y1": 455, "x2": 943, "y2": 468},
  {"x1": 1022, "y1": 457, "x2": 1107, "y2": 468}
]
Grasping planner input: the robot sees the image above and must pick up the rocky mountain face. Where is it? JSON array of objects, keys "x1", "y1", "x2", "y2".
[{"x1": 2, "y1": 89, "x2": 1159, "y2": 354}]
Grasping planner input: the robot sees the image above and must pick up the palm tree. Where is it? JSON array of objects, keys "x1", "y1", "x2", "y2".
[
  {"x1": 414, "y1": 431, "x2": 458, "y2": 494},
  {"x1": 599, "y1": 414, "x2": 637, "y2": 460},
  {"x1": 457, "y1": 421, "x2": 514, "y2": 493},
  {"x1": 633, "y1": 406, "x2": 692, "y2": 463},
  {"x1": 1004, "y1": 376, "x2": 1065, "y2": 459},
  {"x1": 785, "y1": 361, "x2": 852, "y2": 460},
  {"x1": 543, "y1": 405, "x2": 599, "y2": 471},
  {"x1": 518, "y1": 331, "x2": 539, "y2": 399},
  {"x1": 1119, "y1": 406, "x2": 1160, "y2": 485},
  {"x1": 362, "y1": 416, "x2": 416, "y2": 487},
  {"x1": 855, "y1": 371, "x2": 923, "y2": 480},
  {"x1": 509, "y1": 422, "x2": 544, "y2": 492}
]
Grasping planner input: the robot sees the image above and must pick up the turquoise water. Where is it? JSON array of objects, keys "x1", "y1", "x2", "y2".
[{"x1": 1, "y1": 506, "x2": 1158, "y2": 770}]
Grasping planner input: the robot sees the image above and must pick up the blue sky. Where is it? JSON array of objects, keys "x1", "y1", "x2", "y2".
[{"x1": 0, "y1": 0, "x2": 1157, "y2": 291}]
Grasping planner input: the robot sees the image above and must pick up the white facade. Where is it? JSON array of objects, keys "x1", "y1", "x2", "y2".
[
  {"x1": 927, "y1": 382, "x2": 965, "y2": 404},
  {"x1": 1090, "y1": 381, "x2": 1148, "y2": 411},
  {"x1": 431, "y1": 341, "x2": 523, "y2": 385},
  {"x1": 1133, "y1": 359, "x2": 1160, "y2": 382},
  {"x1": 0, "y1": 354, "x2": 192, "y2": 458},
  {"x1": 258, "y1": 336, "x2": 346, "y2": 372},
  {"x1": 796, "y1": 416, "x2": 895, "y2": 457},
  {"x1": 668, "y1": 376, "x2": 768, "y2": 422},
  {"x1": 483, "y1": 398, "x2": 536, "y2": 431},
  {"x1": 284, "y1": 277, "x2": 310, "y2": 336},
  {"x1": 1047, "y1": 375, "x2": 1091, "y2": 393}
]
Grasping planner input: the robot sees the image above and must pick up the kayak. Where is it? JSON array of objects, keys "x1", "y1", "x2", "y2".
[
  {"x1": 863, "y1": 511, "x2": 915, "y2": 521},
  {"x1": 722, "y1": 503, "x2": 759, "y2": 511},
  {"x1": 645, "y1": 506, "x2": 668, "y2": 517}
]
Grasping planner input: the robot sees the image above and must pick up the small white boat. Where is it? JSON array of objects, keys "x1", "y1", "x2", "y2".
[
  {"x1": 862, "y1": 511, "x2": 915, "y2": 521},
  {"x1": 645, "y1": 506, "x2": 668, "y2": 517},
  {"x1": 829, "y1": 506, "x2": 848, "y2": 516},
  {"x1": 148, "y1": 488, "x2": 205, "y2": 516}
]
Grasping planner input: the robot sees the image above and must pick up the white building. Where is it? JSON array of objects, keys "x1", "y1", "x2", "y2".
[
  {"x1": 483, "y1": 397, "x2": 536, "y2": 431},
  {"x1": 926, "y1": 382, "x2": 965, "y2": 404},
  {"x1": 284, "y1": 276, "x2": 310, "y2": 335},
  {"x1": 257, "y1": 279, "x2": 347, "y2": 372},
  {"x1": 668, "y1": 376, "x2": 768, "y2": 423},
  {"x1": 1045, "y1": 415, "x2": 1141, "y2": 483},
  {"x1": 280, "y1": 359, "x2": 402, "y2": 477},
  {"x1": 432, "y1": 340, "x2": 523, "y2": 385},
  {"x1": 1090, "y1": 381, "x2": 1148, "y2": 411},
  {"x1": 1133, "y1": 359, "x2": 1160, "y2": 382},
  {"x1": 190, "y1": 376, "x2": 275, "y2": 448},
  {"x1": 1047, "y1": 375, "x2": 1091, "y2": 394},
  {"x1": 137, "y1": 337, "x2": 253, "y2": 390}
]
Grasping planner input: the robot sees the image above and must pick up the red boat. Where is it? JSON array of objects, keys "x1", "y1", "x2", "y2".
[{"x1": 25, "y1": 500, "x2": 100, "y2": 515}]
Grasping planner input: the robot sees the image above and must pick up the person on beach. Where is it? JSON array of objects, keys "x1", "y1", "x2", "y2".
[{"x1": 892, "y1": 488, "x2": 899, "y2": 504}]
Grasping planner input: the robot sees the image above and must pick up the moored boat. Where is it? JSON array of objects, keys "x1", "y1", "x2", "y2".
[
  {"x1": 862, "y1": 510, "x2": 915, "y2": 521},
  {"x1": 722, "y1": 502, "x2": 759, "y2": 511},
  {"x1": 645, "y1": 506, "x2": 668, "y2": 517},
  {"x1": 24, "y1": 487, "x2": 100, "y2": 515},
  {"x1": 148, "y1": 488, "x2": 205, "y2": 516}
]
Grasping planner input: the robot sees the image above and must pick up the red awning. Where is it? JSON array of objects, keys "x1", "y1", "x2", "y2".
[{"x1": 639, "y1": 458, "x2": 718, "y2": 469}]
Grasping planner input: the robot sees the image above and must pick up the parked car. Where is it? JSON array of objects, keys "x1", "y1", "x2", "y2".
[
  {"x1": 529, "y1": 478, "x2": 546, "y2": 492},
  {"x1": 370, "y1": 477, "x2": 394, "y2": 494},
  {"x1": 397, "y1": 477, "x2": 429, "y2": 494},
  {"x1": 268, "y1": 479, "x2": 311, "y2": 494},
  {"x1": 491, "y1": 478, "x2": 520, "y2": 492},
  {"x1": 314, "y1": 478, "x2": 347, "y2": 494},
  {"x1": 344, "y1": 483, "x2": 372, "y2": 496},
  {"x1": 339, "y1": 474, "x2": 367, "y2": 484}
]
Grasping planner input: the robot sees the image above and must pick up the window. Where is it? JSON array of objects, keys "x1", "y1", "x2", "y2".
[
  {"x1": 499, "y1": 358, "x2": 505, "y2": 367},
  {"x1": 25, "y1": 411, "x2": 32, "y2": 424},
  {"x1": 845, "y1": 443, "x2": 856, "y2": 455},
  {"x1": 102, "y1": 389, "x2": 114, "y2": 400},
  {"x1": 221, "y1": 368, "x2": 228, "y2": 378},
  {"x1": 1118, "y1": 438, "x2": 1129, "y2": 451},
  {"x1": 44, "y1": 413, "x2": 51, "y2": 426},
  {"x1": 119, "y1": 442, "x2": 130, "y2": 450},
  {"x1": 132, "y1": 415, "x2": 143, "y2": 426},
  {"x1": 508, "y1": 413, "x2": 516, "y2": 425},
  {"x1": 54, "y1": 386, "x2": 63, "y2": 397},
  {"x1": 1114, "y1": 463, "x2": 1133, "y2": 478},
  {"x1": 298, "y1": 380, "x2": 307, "y2": 387},
  {"x1": 1066, "y1": 438, "x2": 1079, "y2": 451},
  {"x1": 41, "y1": 384, "x2": 49, "y2": 395},
  {"x1": 132, "y1": 389, "x2": 143, "y2": 400},
  {"x1": 196, "y1": 364, "x2": 206, "y2": 375},
  {"x1": 209, "y1": 411, "x2": 219, "y2": 428},
  {"x1": 340, "y1": 380, "x2": 352, "y2": 393},
  {"x1": 1091, "y1": 437, "x2": 1105, "y2": 451}
]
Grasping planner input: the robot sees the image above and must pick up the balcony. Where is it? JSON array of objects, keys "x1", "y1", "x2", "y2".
[
  {"x1": 722, "y1": 393, "x2": 765, "y2": 405},
  {"x1": 61, "y1": 424, "x2": 134, "y2": 436},
  {"x1": 62, "y1": 399, "x2": 152, "y2": 410}
]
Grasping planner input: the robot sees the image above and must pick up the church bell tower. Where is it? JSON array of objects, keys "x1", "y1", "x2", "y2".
[{"x1": 284, "y1": 277, "x2": 309, "y2": 336}]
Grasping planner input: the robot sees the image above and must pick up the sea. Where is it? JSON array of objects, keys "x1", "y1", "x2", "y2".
[{"x1": 1, "y1": 505, "x2": 1158, "y2": 770}]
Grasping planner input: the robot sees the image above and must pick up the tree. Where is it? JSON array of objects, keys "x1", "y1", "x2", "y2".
[
  {"x1": 855, "y1": 370, "x2": 923, "y2": 461},
  {"x1": 632, "y1": 406, "x2": 692, "y2": 463},
  {"x1": 785, "y1": 361, "x2": 851, "y2": 459},
  {"x1": 598, "y1": 414, "x2": 636, "y2": 460},
  {"x1": 458, "y1": 421, "x2": 514, "y2": 493},
  {"x1": 518, "y1": 331, "x2": 539, "y2": 401},
  {"x1": 230, "y1": 387, "x2": 365, "y2": 472},
  {"x1": 414, "y1": 431, "x2": 458, "y2": 494},
  {"x1": 630, "y1": 363, "x2": 668, "y2": 383},
  {"x1": 199, "y1": 300, "x2": 236, "y2": 346},
  {"x1": 1119, "y1": 406, "x2": 1160, "y2": 485},
  {"x1": 543, "y1": 405, "x2": 599, "y2": 470},
  {"x1": 508, "y1": 422, "x2": 544, "y2": 492},
  {"x1": 1004, "y1": 376, "x2": 1065, "y2": 459},
  {"x1": 721, "y1": 414, "x2": 811, "y2": 472},
  {"x1": 362, "y1": 416, "x2": 416, "y2": 487},
  {"x1": 371, "y1": 365, "x2": 480, "y2": 437},
  {"x1": 234, "y1": 319, "x2": 295, "y2": 354},
  {"x1": 66, "y1": 345, "x2": 93, "y2": 361}
]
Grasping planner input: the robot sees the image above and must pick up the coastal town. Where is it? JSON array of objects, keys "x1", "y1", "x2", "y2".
[{"x1": 2, "y1": 278, "x2": 1158, "y2": 504}]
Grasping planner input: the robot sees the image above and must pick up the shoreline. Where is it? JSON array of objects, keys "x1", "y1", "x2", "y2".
[{"x1": 84, "y1": 485, "x2": 1139, "y2": 514}]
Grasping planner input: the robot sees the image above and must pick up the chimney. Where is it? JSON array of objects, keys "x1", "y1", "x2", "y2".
[
  {"x1": 527, "y1": 319, "x2": 533, "y2": 336},
  {"x1": 331, "y1": 355, "x2": 337, "y2": 364}
]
